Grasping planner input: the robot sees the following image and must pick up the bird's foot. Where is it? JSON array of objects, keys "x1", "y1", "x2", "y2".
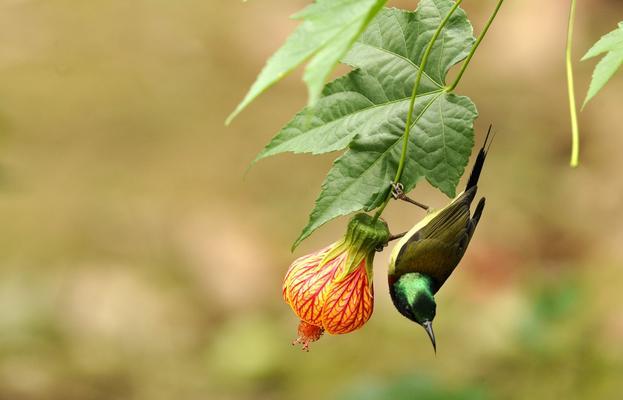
[
  {"x1": 390, "y1": 182, "x2": 405, "y2": 200},
  {"x1": 390, "y1": 182, "x2": 429, "y2": 211}
]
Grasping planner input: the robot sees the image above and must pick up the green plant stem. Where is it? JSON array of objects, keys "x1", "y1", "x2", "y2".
[
  {"x1": 566, "y1": 0, "x2": 580, "y2": 167},
  {"x1": 448, "y1": 0, "x2": 506, "y2": 92},
  {"x1": 372, "y1": 0, "x2": 464, "y2": 223}
]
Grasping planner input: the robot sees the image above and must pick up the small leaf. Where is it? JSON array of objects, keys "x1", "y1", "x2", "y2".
[
  {"x1": 226, "y1": 0, "x2": 387, "y2": 125},
  {"x1": 290, "y1": 1, "x2": 478, "y2": 248},
  {"x1": 582, "y1": 21, "x2": 623, "y2": 107}
]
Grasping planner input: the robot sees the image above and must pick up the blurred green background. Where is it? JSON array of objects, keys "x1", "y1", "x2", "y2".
[{"x1": 1, "y1": 0, "x2": 622, "y2": 399}]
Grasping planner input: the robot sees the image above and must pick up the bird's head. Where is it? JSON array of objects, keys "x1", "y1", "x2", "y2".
[{"x1": 390, "y1": 272, "x2": 437, "y2": 352}]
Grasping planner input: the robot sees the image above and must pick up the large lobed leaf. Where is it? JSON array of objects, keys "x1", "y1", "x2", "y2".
[
  {"x1": 294, "y1": 92, "x2": 477, "y2": 248},
  {"x1": 259, "y1": 0, "x2": 479, "y2": 248},
  {"x1": 226, "y1": 0, "x2": 387, "y2": 124},
  {"x1": 582, "y1": 21, "x2": 623, "y2": 107}
]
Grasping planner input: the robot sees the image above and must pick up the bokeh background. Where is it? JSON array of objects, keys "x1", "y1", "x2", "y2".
[{"x1": 1, "y1": 0, "x2": 622, "y2": 399}]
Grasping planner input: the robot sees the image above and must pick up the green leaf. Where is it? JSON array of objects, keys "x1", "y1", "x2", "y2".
[
  {"x1": 226, "y1": 0, "x2": 387, "y2": 125},
  {"x1": 258, "y1": 3, "x2": 471, "y2": 161},
  {"x1": 288, "y1": 1, "x2": 478, "y2": 248},
  {"x1": 294, "y1": 92, "x2": 477, "y2": 248},
  {"x1": 582, "y1": 21, "x2": 623, "y2": 107}
]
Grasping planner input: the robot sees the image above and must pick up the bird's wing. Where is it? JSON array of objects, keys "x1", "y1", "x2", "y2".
[{"x1": 390, "y1": 188, "x2": 475, "y2": 288}]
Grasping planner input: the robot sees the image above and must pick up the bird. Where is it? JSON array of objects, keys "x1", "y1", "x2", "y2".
[{"x1": 387, "y1": 126, "x2": 493, "y2": 352}]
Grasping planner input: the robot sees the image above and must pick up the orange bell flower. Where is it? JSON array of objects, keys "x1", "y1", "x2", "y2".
[{"x1": 282, "y1": 213, "x2": 389, "y2": 350}]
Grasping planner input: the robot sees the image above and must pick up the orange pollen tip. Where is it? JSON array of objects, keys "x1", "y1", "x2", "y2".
[{"x1": 292, "y1": 320, "x2": 325, "y2": 352}]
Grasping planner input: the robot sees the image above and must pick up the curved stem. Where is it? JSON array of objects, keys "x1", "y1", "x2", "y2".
[
  {"x1": 372, "y1": 0, "x2": 464, "y2": 223},
  {"x1": 566, "y1": 0, "x2": 580, "y2": 167},
  {"x1": 448, "y1": 0, "x2": 506, "y2": 92}
]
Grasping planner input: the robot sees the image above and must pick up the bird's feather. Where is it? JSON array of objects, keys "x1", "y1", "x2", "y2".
[
  {"x1": 389, "y1": 188, "x2": 477, "y2": 289},
  {"x1": 388, "y1": 126, "x2": 493, "y2": 291}
]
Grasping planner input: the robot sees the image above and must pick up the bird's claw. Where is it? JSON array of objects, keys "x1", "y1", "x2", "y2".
[{"x1": 391, "y1": 182, "x2": 405, "y2": 200}]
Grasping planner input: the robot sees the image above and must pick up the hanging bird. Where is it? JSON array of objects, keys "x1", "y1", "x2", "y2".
[{"x1": 387, "y1": 126, "x2": 493, "y2": 352}]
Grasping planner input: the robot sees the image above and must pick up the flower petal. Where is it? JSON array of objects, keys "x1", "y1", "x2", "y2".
[
  {"x1": 321, "y1": 260, "x2": 373, "y2": 334},
  {"x1": 283, "y1": 245, "x2": 346, "y2": 326}
]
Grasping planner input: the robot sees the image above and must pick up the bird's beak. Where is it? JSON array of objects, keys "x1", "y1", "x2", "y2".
[{"x1": 422, "y1": 320, "x2": 436, "y2": 353}]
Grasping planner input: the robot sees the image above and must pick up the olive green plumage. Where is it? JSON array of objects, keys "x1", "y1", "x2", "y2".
[
  {"x1": 388, "y1": 127, "x2": 492, "y2": 351},
  {"x1": 389, "y1": 186, "x2": 484, "y2": 290}
]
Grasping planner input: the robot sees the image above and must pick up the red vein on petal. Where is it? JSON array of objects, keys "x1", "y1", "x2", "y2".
[
  {"x1": 321, "y1": 259, "x2": 373, "y2": 334},
  {"x1": 285, "y1": 251, "x2": 347, "y2": 325}
]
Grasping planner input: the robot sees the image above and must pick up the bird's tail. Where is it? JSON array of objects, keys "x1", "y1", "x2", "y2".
[
  {"x1": 465, "y1": 125, "x2": 494, "y2": 192},
  {"x1": 471, "y1": 197, "x2": 486, "y2": 225},
  {"x1": 468, "y1": 197, "x2": 486, "y2": 237}
]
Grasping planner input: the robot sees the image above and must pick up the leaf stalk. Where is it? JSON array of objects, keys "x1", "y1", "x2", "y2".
[
  {"x1": 566, "y1": 0, "x2": 580, "y2": 167},
  {"x1": 372, "y1": 0, "x2": 464, "y2": 223},
  {"x1": 447, "y1": 0, "x2": 506, "y2": 92}
]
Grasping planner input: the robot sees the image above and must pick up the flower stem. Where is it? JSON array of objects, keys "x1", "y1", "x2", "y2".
[
  {"x1": 566, "y1": 0, "x2": 580, "y2": 167},
  {"x1": 447, "y1": 0, "x2": 506, "y2": 92},
  {"x1": 372, "y1": 0, "x2": 464, "y2": 223}
]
